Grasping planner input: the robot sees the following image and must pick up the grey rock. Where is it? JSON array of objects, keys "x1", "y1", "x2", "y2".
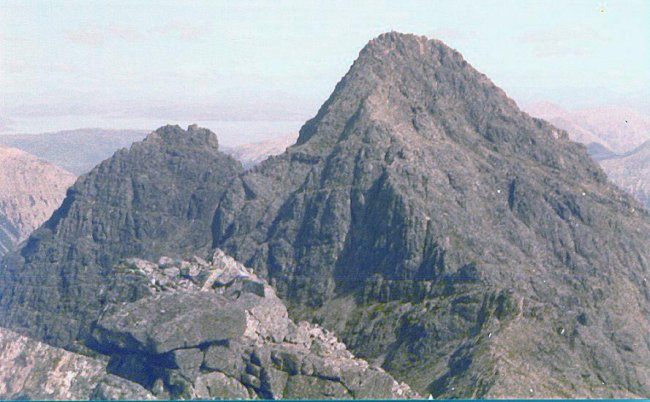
[
  {"x1": 90, "y1": 374, "x2": 155, "y2": 400},
  {"x1": 283, "y1": 375, "x2": 350, "y2": 399},
  {"x1": 341, "y1": 368, "x2": 397, "y2": 399},
  {"x1": 170, "y1": 348, "x2": 204, "y2": 380},
  {"x1": 0, "y1": 125, "x2": 243, "y2": 347},
  {"x1": 89, "y1": 253, "x2": 416, "y2": 399},
  {"x1": 271, "y1": 349, "x2": 304, "y2": 375},
  {"x1": 194, "y1": 371, "x2": 250, "y2": 400},
  {"x1": 260, "y1": 367, "x2": 289, "y2": 399},
  {"x1": 212, "y1": 32, "x2": 650, "y2": 398},
  {"x1": 203, "y1": 343, "x2": 246, "y2": 378},
  {"x1": 93, "y1": 292, "x2": 247, "y2": 354},
  {"x1": 240, "y1": 372, "x2": 262, "y2": 389}
]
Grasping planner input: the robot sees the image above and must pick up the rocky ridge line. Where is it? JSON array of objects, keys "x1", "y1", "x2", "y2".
[{"x1": 89, "y1": 250, "x2": 418, "y2": 399}]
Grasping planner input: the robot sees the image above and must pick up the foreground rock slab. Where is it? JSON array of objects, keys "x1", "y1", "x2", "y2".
[{"x1": 89, "y1": 249, "x2": 418, "y2": 399}]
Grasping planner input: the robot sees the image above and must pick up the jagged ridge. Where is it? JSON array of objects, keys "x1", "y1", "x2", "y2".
[
  {"x1": 212, "y1": 32, "x2": 650, "y2": 397},
  {"x1": 0, "y1": 125, "x2": 243, "y2": 347}
]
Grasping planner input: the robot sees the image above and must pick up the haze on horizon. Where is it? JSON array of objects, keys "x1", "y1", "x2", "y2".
[{"x1": 1, "y1": 0, "x2": 649, "y2": 141}]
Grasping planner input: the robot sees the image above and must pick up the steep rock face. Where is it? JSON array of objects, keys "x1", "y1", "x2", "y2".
[
  {"x1": 89, "y1": 251, "x2": 418, "y2": 400},
  {"x1": 600, "y1": 140, "x2": 650, "y2": 209},
  {"x1": 0, "y1": 146, "x2": 75, "y2": 256},
  {"x1": 0, "y1": 125, "x2": 242, "y2": 347},
  {"x1": 213, "y1": 33, "x2": 650, "y2": 397}
]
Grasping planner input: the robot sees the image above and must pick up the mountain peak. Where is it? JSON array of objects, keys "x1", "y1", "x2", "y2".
[
  {"x1": 145, "y1": 124, "x2": 220, "y2": 150},
  {"x1": 361, "y1": 31, "x2": 451, "y2": 60}
]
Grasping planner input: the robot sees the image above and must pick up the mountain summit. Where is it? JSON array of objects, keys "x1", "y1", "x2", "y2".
[
  {"x1": 0, "y1": 125, "x2": 242, "y2": 346},
  {"x1": 213, "y1": 33, "x2": 650, "y2": 397},
  {"x1": 1, "y1": 33, "x2": 649, "y2": 398}
]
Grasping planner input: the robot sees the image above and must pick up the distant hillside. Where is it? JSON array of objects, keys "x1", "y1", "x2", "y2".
[
  {"x1": 525, "y1": 102, "x2": 650, "y2": 154},
  {"x1": 222, "y1": 134, "x2": 297, "y2": 168},
  {"x1": 0, "y1": 146, "x2": 76, "y2": 256},
  {"x1": 586, "y1": 142, "x2": 618, "y2": 161},
  {"x1": 600, "y1": 140, "x2": 650, "y2": 209},
  {"x1": 0, "y1": 129, "x2": 148, "y2": 175}
]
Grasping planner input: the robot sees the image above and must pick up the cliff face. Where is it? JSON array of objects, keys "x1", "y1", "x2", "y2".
[
  {"x1": 212, "y1": 33, "x2": 650, "y2": 397},
  {"x1": 0, "y1": 146, "x2": 76, "y2": 256},
  {"x1": 0, "y1": 125, "x2": 243, "y2": 347}
]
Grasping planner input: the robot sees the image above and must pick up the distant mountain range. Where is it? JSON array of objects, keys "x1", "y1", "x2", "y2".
[
  {"x1": 0, "y1": 128, "x2": 297, "y2": 175},
  {"x1": 524, "y1": 103, "x2": 650, "y2": 209},
  {"x1": 525, "y1": 102, "x2": 650, "y2": 154},
  {"x1": 222, "y1": 134, "x2": 297, "y2": 169},
  {"x1": 600, "y1": 140, "x2": 650, "y2": 208},
  {"x1": 0, "y1": 146, "x2": 75, "y2": 256},
  {"x1": 0, "y1": 129, "x2": 148, "y2": 175}
]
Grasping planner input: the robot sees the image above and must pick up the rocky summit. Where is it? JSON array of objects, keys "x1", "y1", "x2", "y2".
[
  {"x1": 1, "y1": 32, "x2": 649, "y2": 399},
  {"x1": 0, "y1": 125, "x2": 243, "y2": 347},
  {"x1": 213, "y1": 32, "x2": 650, "y2": 397}
]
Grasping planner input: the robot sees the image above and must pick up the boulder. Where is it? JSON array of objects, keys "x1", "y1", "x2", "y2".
[{"x1": 93, "y1": 292, "x2": 247, "y2": 354}]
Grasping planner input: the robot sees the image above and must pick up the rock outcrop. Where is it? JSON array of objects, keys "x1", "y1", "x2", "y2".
[
  {"x1": 212, "y1": 33, "x2": 650, "y2": 397},
  {"x1": 0, "y1": 125, "x2": 243, "y2": 347},
  {"x1": 88, "y1": 250, "x2": 418, "y2": 399},
  {"x1": 0, "y1": 327, "x2": 154, "y2": 400},
  {"x1": 0, "y1": 146, "x2": 75, "y2": 256}
]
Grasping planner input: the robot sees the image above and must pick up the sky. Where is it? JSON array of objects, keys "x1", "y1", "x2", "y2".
[{"x1": 1, "y1": 0, "x2": 649, "y2": 142}]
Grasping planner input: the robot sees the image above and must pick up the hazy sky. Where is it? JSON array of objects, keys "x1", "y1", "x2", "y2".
[{"x1": 1, "y1": 0, "x2": 649, "y2": 138}]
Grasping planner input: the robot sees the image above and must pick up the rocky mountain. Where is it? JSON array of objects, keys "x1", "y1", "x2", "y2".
[
  {"x1": 0, "y1": 251, "x2": 413, "y2": 399},
  {"x1": 0, "y1": 125, "x2": 243, "y2": 346},
  {"x1": 0, "y1": 146, "x2": 76, "y2": 256},
  {"x1": 601, "y1": 140, "x2": 650, "y2": 209},
  {"x1": 1, "y1": 32, "x2": 650, "y2": 399},
  {"x1": 212, "y1": 32, "x2": 650, "y2": 397},
  {"x1": 525, "y1": 102, "x2": 650, "y2": 154},
  {"x1": 0, "y1": 129, "x2": 148, "y2": 174},
  {"x1": 222, "y1": 134, "x2": 298, "y2": 169}
]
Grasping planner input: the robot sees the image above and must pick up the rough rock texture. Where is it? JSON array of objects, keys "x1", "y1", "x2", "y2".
[
  {"x1": 600, "y1": 140, "x2": 650, "y2": 209},
  {"x1": 223, "y1": 134, "x2": 298, "y2": 169},
  {"x1": 0, "y1": 125, "x2": 242, "y2": 347},
  {"x1": 0, "y1": 129, "x2": 148, "y2": 174},
  {"x1": 0, "y1": 146, "x2": 75, "y2": 256},
  {"x1": 213, "y1": 33, "x2": 650, "y2": 397},
  {"x1": 89, "y1": 250, "x2": 418, "y2": 399},
  {"x1": 0, "y1": 327, "x2": 154, "y2": 400}
]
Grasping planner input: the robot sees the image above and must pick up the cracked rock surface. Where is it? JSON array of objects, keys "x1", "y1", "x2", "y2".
[{"x1": 88, "y1": 250, "x2": 418, "y2": 399}]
